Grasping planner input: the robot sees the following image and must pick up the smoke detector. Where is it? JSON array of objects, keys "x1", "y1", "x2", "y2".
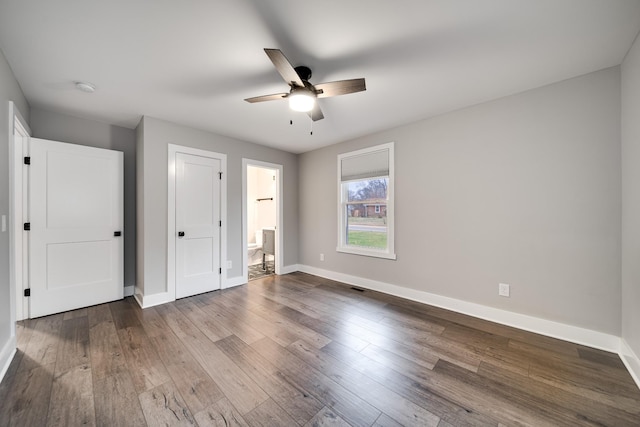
[{"x1": 75, "y1": 82, "x2": 96, "y2": 93}]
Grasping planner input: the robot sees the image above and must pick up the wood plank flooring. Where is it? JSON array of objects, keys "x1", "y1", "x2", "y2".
[{"x1": 1, "y1": 272, "x2": 639, "y2": 426}]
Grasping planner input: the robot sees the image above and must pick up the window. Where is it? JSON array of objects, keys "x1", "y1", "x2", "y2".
[{"x1": 337, "y1": 142, "x2": 395, "y2": 259}]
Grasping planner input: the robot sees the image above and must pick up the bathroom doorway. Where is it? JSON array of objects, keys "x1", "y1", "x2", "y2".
[{"x1": 242, "y1": 159, "x2": 283, "y2": 282}]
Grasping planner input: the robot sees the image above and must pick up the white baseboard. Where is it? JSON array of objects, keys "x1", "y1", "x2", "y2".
[
  {"x1": 134, "y1": 278, "x2": 247, "y2": 308},
  {"x1": 297, "y1": 264, "x2": 620, "y2": 353},
  {"x1": 280, "y1": 264, "x2": 300, "y2": 275},
  {"x1": 0, "y1": 335, "x2": 17, "y2": 383},
  {"x1": 620, "y1": 339, "x2": 640, "y2": 390},
  {"x1": 134, "y1": 290, "x2": 173, "y2": 309},
  {"x1": 224, "y1": 276, "x2": 246, "y2": 289},
  {"x1": 124, "y1": 285, "x2": 135, "y2": 297}
]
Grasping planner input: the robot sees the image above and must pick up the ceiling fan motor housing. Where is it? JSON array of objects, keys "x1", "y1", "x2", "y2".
[{"x1": 294, "y1": 66, "x2": 312, "y2": 82}]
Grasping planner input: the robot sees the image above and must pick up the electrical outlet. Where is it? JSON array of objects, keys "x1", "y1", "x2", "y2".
[
  {"x1": 320, "y1": 253, "x2": 325, "y2": 261},
  {"x1": 226, "y1": 260, "x2": 232, "y2": 269},
  {"x1": 499, "y1": 283, "x2": 510, "y2": 297}
]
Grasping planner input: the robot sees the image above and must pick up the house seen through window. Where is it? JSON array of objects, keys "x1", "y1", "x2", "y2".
[{"x1": 345, "y1": 178, "x2": 388, "y2": 249}]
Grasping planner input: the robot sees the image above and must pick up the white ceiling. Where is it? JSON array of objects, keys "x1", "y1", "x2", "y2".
[{"x1": 1, "y1": 1, "x2": 639, "y2": 154}]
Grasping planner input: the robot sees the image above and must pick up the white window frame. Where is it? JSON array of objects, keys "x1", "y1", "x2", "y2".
[{"x1": 337, "y1": 142, "x2": 396, "y2": 260}]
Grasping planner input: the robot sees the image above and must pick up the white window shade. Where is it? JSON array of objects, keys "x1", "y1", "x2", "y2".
[{"x1": 340, "y1": 148, "x2": 389, "y2": 181}]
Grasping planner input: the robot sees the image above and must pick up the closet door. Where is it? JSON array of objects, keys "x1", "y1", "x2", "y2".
[
  {"x1": 175, "y1": 153, "x2": 221, "y2": 298},
  {"x1": 29, "y1": 138, "x2": 123, "y2": 317}
]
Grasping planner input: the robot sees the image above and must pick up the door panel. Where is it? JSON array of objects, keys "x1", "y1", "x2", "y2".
[
  {"x1": 46, "y1": 241, "x2": 112, "y2": 288},
  {"x1": 29, "y1": 138, "x2": 123, "y2": 318},
  {"x1": 45, "y1": 150, "x2": 113, "y2": 228},
  {"x1": 176, "y1": 153, "x2": 221, "y2": 298},
  {"x1": 184, "y1": 237, "x2": 214, "y2": 276}
]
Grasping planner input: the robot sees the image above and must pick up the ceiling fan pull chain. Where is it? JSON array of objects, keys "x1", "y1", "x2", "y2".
[{"x1": 310, "y1": 119, "x2": 313, "y2": 136}]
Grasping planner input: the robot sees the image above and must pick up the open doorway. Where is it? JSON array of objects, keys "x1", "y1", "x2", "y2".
[{"x1": 242, "y1": 159, "x2": 282, "y2": 282}]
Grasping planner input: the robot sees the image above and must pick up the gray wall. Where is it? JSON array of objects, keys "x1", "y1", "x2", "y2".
[
  {"x1": 622, "y1": 34, "x2": 640, "y2": 357},
  {"x1": 30, "y1": 108, "x2": 137, "y2": 289},
  {"x1": 0, "y1": 48, "x2": 29, "y2": 371},
  {"x1": 137, "y1": 116, "x2": 298, "y2": 297},
  {"x1": 299, "y1": 67, "x2": 622, "y2": 335}
]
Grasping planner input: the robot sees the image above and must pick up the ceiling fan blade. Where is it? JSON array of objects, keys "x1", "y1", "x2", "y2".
[
  {"x1": 264, "y1": 48, "x2": 304, "y2": 87},
  {"x1": 315, "y1": 78, "x2": 366, "y2": 98},
  {"x1": 307, "y1": 102, "x2": 324, "y2": 121},
  {"x1": 244, "y1": 93, "x2": 288, "y2": 103}
]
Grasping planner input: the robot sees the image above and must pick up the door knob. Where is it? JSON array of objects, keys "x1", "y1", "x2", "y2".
[
  {"x1": 178, "y1": 231, "x2": 185, "y2": 237},
  {"x1": 114, "y1": 231, "x2": 122, "y2": 237}
]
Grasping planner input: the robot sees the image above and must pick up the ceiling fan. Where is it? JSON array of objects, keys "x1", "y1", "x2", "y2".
[{"x1": 244, "y1": 48, "x2": 366, "y2": 121}]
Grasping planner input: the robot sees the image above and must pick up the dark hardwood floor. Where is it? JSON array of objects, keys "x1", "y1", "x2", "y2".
[{"x1": 1, "y1": 272, "x2": 639, "y2": 426}]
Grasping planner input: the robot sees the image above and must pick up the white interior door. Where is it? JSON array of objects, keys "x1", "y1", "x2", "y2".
[
  {"x1": 175, "y1": 153, "x2": 221, "y2": 298},
  {"x1": 29, "y1": 138, "x2": 123, "y2": 318}
]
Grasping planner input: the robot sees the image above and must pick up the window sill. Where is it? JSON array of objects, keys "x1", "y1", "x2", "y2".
[{"x1": 336, "y1": 246, "x2": 397, "y2": 260}]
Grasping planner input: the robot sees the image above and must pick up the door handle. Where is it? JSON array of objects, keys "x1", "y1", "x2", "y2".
[
  {"x1": 114, "y1": 231, "x2": 122, "y2": 237},
  {"x1": 178, "y1": 231, "x2": 185, "y2": 237}
]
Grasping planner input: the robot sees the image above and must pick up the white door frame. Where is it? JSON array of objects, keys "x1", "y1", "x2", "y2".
[
  {"x1": 9, "y1": 101, "x2": 31, "y2": 322},
  {"x1": 168, "y1": 144, "x2": 227, "y2": 301},
  {"x1": 242, "y1": 158, "x2": 283, "y2": 282}
]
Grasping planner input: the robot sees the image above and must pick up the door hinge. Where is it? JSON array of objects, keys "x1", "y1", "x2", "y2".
[
  {"x1": 219, "y1": 267, "x2": 222, "y2": 274},
  {"x1": 24, "y1": 288, "x2": 31, "y2": 297},
  {"x1": 24, "y1": 156, "x2": 31, "y2": 165},
  {"x1": 219, "y1": 220, "x2": 222, "y2": 227},
  {"x1": 23, "y1": 222, "x2": 30, "y2": 231},
  {"x1": 219, "y1": 172, "x2": 222, "y2": 180}
]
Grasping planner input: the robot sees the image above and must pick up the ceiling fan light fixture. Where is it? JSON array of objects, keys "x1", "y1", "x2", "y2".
[{"x1": 288, "y1": 89, "x2": 315, "y2": 112}]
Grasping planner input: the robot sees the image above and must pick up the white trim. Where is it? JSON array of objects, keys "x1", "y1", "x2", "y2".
[
  {"x1": 242, "y1": 159, "x2": 284, "y2": 283},
  {"x1": 124, "y1": 285, "x2": 135, "y2": 297},
  {"x1": 7, "y1": 101, "x2": 30, "y2": 135},
  {"x1": 133, "y1": 290, "x2": 173, "y2": 309},
  {"x1": 9, "y1": 101, "x2": 31, "y2": 324},
  {"x1": 280, "y1": 264, "x2": 300, "y2": 275},
  {"x1": 167, "y1": 144, "x2": 227, "y2": 303},
  {"x1": 0, "y1": 336, "x2": 17, "y2": 383},
  {"x1": 297, "y1": 264, "x2": 621, "y2": 353},
  {"x1": 336, "y1": 247, "x2": 397, "y2": 260},
  {"x1": 134, "y1": 285, "x2": 143, "y2": 305},
  {"x1": 223, "y1": 276, "x2": 246, "y2": 289},
  {"x1": 620, "y1": 339, "x2": 640, "y2": 390},
  {"x1": 337, "y1": 142, "x2": 395, "y2": 260}
]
